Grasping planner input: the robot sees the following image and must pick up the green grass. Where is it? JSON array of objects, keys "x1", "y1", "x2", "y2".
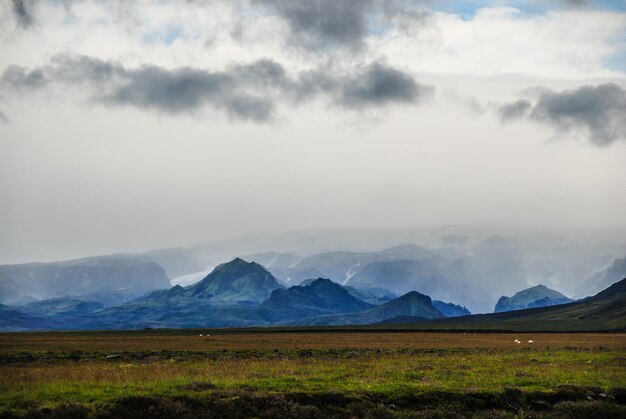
[
  {"x1": 1, "y1": 331, "x2": 625, "y2": 417},
  {"x1": 2, "y1": 349, "x2": 625, "y2": 414}
]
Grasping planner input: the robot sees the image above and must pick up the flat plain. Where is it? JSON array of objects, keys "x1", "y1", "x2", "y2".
[{"x1": 1, "y1": 330, "x2": 625, "y2": 418}]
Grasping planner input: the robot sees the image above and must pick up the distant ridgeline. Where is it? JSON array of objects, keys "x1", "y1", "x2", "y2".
[
  {"x1": 0, "y1": 248, "x2": 206, "y2": 306},
  {"x1": 1, "y1": 256, "x2": 625, "y2": 332},
  {"x1": 0, "y1": 258, "x2": 468, "y2": 331}
]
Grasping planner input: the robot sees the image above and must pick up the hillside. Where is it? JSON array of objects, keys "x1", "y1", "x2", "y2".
[
  {"x1": 18, "y1": 297, "x2": 104, "y2": 318},
  {"x1": 297, "y1": 290, "x2": 444, "y2": 326},
  {"x1": 400, "y1": 278, "x2": 626, "y2": 332},
  {"x1": 0, "y1": 304, "x2": 59, "y2": 331},
  {"x1": 433, "y1": 300, "x2": 471, "y2": 317}
]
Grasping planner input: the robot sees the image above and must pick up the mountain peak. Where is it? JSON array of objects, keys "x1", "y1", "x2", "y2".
[
  {"x1": 398, "y1": 290, "x2": 432, "y2": 302},
  {"x1": 307, "y1": 278, "x2": 335, "y2": 287},
  {"x1": 366, "y1": 290, "x2": 443, "y2": 320},
  {"x1": 228, "y1": 257, "x2": 252, "y2": 266},
  {"x1": 495, "y1": 284, "x2": 572, "y2": 313},
  {"x1": 258, "y1": 277, "x2": 373, "y2": 322},
  {"x1": 211, "y1": 258, "x2": 268, "y2": 276},
  {"x1": 181, "y1": 257, "x2": 283, "y2": 304}
]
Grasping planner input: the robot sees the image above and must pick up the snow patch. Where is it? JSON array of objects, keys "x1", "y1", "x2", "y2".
[
  {"x1": 170, "y1": 269, "x2": 212, "y2": 287},
  {"x1": 342, "y1": 263, "x2": 361, "y2": 285}
]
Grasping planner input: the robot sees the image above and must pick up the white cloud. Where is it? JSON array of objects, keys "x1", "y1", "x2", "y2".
[{"x1": 376, "y1": 7, "x2": 626, "y2": 79}]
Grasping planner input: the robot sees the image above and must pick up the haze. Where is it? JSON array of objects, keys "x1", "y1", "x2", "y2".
[{"x1": 1, "y1": 0, "x2": 626, "y2": 265}]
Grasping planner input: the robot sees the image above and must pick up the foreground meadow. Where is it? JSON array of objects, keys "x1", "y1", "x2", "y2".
[{"x1": 0, "y1": 331, "x2": 625, "y2": 418}]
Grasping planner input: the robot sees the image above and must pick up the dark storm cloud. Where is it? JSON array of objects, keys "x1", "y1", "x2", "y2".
[
  {"x1": 253, "y1": 0, "x2": 373, "y2": 50},
  {"x1": 498, "y1": 84, "x2": 626, "y2": 146},
  {"x1": 100, "y1": 67, "x2": 274, "y2": 121},
  {"x1": 253, "y1": 0, "x2": 429, "y2": 51},
  {"x1": 11, "y1": 0, "x2": 34, "y2": 28},
  {"x1": 1, "y1": 54, "x2": 432, "y2": 122},
  {"x1": 338, "y1": 62, "x2": 430, "y2": 108},
  {"x1": 1, "y1": 55, "x2": 280, "y2": 121},
  {"x1": 285, "y1": 62, "x2": 431, "y2": 108}
]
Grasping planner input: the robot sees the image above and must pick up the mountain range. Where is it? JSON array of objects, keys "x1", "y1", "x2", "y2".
[
  {"x1": 2, "y1": 255, "x2": 624, "y2": 332},
  {"x1": 243, "y1": 243, "x2": 493, "y2": 312},
  {"x1": 0, "y1": 259, "x2": 457, "y2": 331},
  {"x1": 3, "y1": 229, "x2": 624, "y2": 315}
]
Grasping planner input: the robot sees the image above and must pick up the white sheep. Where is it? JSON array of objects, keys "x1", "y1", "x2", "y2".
[
  {"x1": 199, "y1": 334, "x2": 203, "y2": 336},
  {"x1": 528, "y1": 340, "x2": 534, "y2": 343}
]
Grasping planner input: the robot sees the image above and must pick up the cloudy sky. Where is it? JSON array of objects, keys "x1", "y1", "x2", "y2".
[{"x1": 1, "y1": 0, "x2": 625, "y2": 264}]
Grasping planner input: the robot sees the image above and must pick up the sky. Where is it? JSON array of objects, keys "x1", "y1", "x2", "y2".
[{"x1": 0, "y1": 0, "x2": 625, "y2": 264}]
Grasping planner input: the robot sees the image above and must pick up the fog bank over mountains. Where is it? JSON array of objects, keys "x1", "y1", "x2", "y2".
[
  {"x1": 183, "y1": 226, "x2": 625, "y2": 312},
  {"x1": 1, "y1": 227, "x2": 624, "y2": 314}
]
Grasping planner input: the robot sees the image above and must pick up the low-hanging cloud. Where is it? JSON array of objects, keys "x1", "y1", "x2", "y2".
[
  {"x1": 498, "y1": 99, "x2": 531, "y2": 122},
  {"x1": 339, "y1": 63, "x2": 430, "y2": 108},
  {"x1": 11, "y1": 0, "x2": 34, "y2": 28},
  {"x1": 0, "y1": 111, "x2": 10, "y2": 125},
  {"x1": 1, "y1": 54, "x2": 432, "y2": 122},
  {"x1": 498, "y1": 83, "x2": 626, "y2": 146}
]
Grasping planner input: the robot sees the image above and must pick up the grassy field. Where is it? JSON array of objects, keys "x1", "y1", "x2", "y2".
[{"x1": 1, "y1": 330, "x2": 625, "y2": 418}]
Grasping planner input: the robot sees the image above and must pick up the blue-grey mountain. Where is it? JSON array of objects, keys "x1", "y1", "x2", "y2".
[
  {"x1": 0, "y1": 256, "x2": 171, "y2": 305},
  {"x1": 494, "y1": 285, "x2": 572, "y2": 313}
]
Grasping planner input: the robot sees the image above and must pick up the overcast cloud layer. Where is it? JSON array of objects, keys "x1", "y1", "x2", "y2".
[{"x1": 0, "y1": 0, "x2": 625, "y2": 263}]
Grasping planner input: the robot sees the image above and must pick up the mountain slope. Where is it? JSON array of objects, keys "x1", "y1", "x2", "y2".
[
  {"x1": 363, "y1": 291, "x2": 444, "y2": 321},
  {"x1": 0, "y1": 256, "x2": 170, "y2": 305},
  {"x1": 494, "y1": 285, "x2": 572, "y2": 313},
  {"x1": 433, "y1": 300, "x2": 471, "y2": 317},
  {"x1": 18, "y1": 297, "x2": 103, "y2": 318},
  {"x1": 0, "y1": 304, "x2": 60, "y2": 331},
  {"x1": 297, "y1": 290, "x2": 444, "y2": 326},
  {"x1": 258, "y1": 278, "x2": 374, "y2": 323},
  {"x1": 299, "y1": 278, "x2": 395, "y2": 305},
  {"x1": 597, "y1": 257, "x2": 626, "y2": 293}
]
